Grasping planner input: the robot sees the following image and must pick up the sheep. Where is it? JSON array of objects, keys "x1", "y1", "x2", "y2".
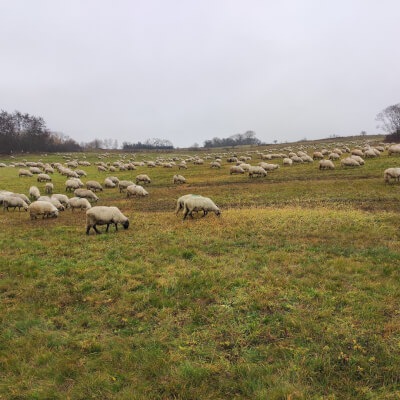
[
  {"x1": 291, "y1": 155, "x2": 303, "y2": 163},
  {"x1": 68, "y1": 197, "x2": 92, "y2": 211},
  {"x1": 29, "y1": 186, "x2": 40, "y2": 200},
  {"x1": 65, "y1": 178, "x2": 84, "y2": 192},
  {"x1": 136, "y1": 174, "x2": 151, "y2": 185},
  {"x1": 351, "y1": 149, "x2": 364, "y2": 157},
  {"x1": 118, "y1": 180, "x2": 134, "y2": 193},
  {"x1": 86, "y1": 206, "x2": 129, "y2": 234},
  {"x1": 29, "y1": 167, "x2": 41, "y2": 174},
  {"x1": 210, "y1": 161, "x2": 221, "y2": 168},
  {"x1": 313, "y1": 152, "x2": 324, "y2": 160},
  {"x1": 45, "y1": 183, "x2": 54, "y2": 194},
  {"x1": 0, "y1": 163, "x2": 6, "y2": 167},
  {"x1": 230, "y1": 166, "x2": 245, "y2": 175},
  {"x1": 341, "y1": 157, "x2": 360, "y2": 167},
  {"x1": 98, "y1": 165, "x2": 108, "y2": 172},
  {"x1": 175, "y1": 194, "x2": 201, "y2": 215},
  {"x1": 259, "y1": 162, "x2": 279, "y2": 171},
  {"x1": 350, "y1": 155, "x2": 365, "y2": 165},
  {"x1": 9, "y1": 193, "x2": 31, "y2": 205},
  {"x1": 178, "y1": 162, "x2": 188, "y2": 169},
  {"x1": 104, "y1": 178, "x2": 116, "y2": 188},
  {"x1": 328, "y1": 153, "x2": 340, "y2": 160},
  {"x1": 74, "y1": 189, "x2": 99, "y2": 203},
  {"x1": 75, "y1": 169, "x2": 87, "y2": 177},
  {"x1": 44, "y1": 166, "x2": 54, "y2": 174},
  {"x1": 173, "y1": 174, "x2": 186, "y2": 184},
  {"x1": 182, "y1": 196, "x2": 221, "y2": 220},
  {"x1": 19, "y1": 169, "x2": 33, "y2": 177},
  {"x1": 126, "y1": 184, "x2": 149, "y2": 197},
  {"x1": 283, "y1": 158, "x2": 293, "y2": 166},
  {"x1": 38, "y1": 196, "x2": 65, "y2": 211},
  {"x1": 301, "y1": 155, "x2": 314, "y2": 163},
  {"x1": 29, "y1": 201, "x2": 59, "y2": 220},
  {"x1": 107, "y1": 176, "x2": 120, "y2": 184},
  {"x1": 52, "y1": 194, "x2": 70, "y2": 208},
  {"x1": 147, "y1": 161, "x2": 156, "y2": 168},
  {"x1": 37, "y1": 173, "x2": 51, "y2": 182},
  {"x1": 2, "y1": 196, "x2": 28, "y2": 211},
  {"x1": 238, "y1": 163, "x2": 251, "y2": 171},
  {"x1": 384, "y1": 168, "x2": 400, "y2": 183},
  {"x1": 248, "y1": 166, "x2": 267, "y2": 177},
  {"x1": 86, "y1": 180, "x2": 103, "y2": 192},
  {"x1": 319, "y1": 160, "x2": 335, "y2": 170}
]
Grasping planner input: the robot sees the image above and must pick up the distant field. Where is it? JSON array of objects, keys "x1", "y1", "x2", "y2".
[{"x1": 1, "y1": 136, "x2": 400, "y2": 399}]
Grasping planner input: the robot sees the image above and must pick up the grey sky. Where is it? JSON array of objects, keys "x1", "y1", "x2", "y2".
[{"x1": 1, "y1": 0, "x2": 399, "y2": 147}]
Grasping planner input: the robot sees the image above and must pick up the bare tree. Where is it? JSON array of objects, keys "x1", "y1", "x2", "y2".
[{"x1": 376, "y1": 103, "x2": 400, "y2": 135}]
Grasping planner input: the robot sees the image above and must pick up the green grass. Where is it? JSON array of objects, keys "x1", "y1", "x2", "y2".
[{"x1": 1, "y1": 139, "x2": 400, "y2": 399}]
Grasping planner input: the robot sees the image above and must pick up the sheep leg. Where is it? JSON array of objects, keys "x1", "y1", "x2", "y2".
[
  {"x1": 183, "y1": 209, "x2": 189, "y2": 220},
  {"x1": 86, "y1": 226, "x2": 91, "y2": 235},
  {"x1": 115, "y1": 223, "x2": 118, "y2": 231},
  {"x1": 93, "y1": 225, "x2": 101, "y2": 234},
  {"x1": 106, "y1": 224, "x2": 110, "y2": 232},
  {"x1": 202, "y1": 210, "x2": 208, "y2": 217}
]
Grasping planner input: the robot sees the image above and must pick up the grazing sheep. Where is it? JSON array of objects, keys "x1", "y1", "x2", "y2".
[
  {"x1": 126, "y1": 184, "x2": 149, "y2": 197},
  {"x1": 388, "y1": 145, "x2": 400, "y2": 156},
  {"x1": 74, "y1": 189, "x2": 99, "y2": 203},
  {"x1": 75, "y1": 169, "x2": 87, "y2": 177},
  {"x1": 238, "y1": 163, "x2": 251, "y2": 171},
  {"x1": 38, "y1": 196, "x2": 65, "y2": 211},
  {"x1": 136, "y1": 174, "x2": 151, "y2": 185},
  {"x1": 69, "y1": 197, "x2": 92, "y2": 211},
  {"x1": 319, "y1": 160, "x2": 335, "y2": 170},
  {"x1": 341, "y1": 157, "x2": 360, "y2": 167},
  {"x1": 230, "y1": 166, "x2": 245, "y2": 175},
  {"x1": 301, "y1": 155, "x2": 314, "y2": 163},
  {"x1": 65, "y1": 178, "x2": 84, "y2": 192},
  {"x1": 351, "y1": 149, "x2": 364, "y2": 157},
  {"x1": 178, "y1": 162, "x2": 188, "y2": 169},
  {"x1": 328, "y1": 153, "x2": 340, "y2": 160},
  {"x1": 29, "y1": 167, "x2": 41, "y2": 174},
  {"x1": 248, "y1": 166, "x2": 267, "y2": 177},
  {"x1": 2, "y1": 196, "x2": 28, "y2": 211},
  {"x1": 259, "y1": 162, "x2": 279, "y2": 171},
  {"x1": 182, "y1": 196, "x2": 221, "y2": 220},
  {"x1": 37, "y1": 173, "x2": 52, "y2": 182},
  {"x1": 350, "y1": 155, "x2": 365, "y2": 165},
  {"x1": 86, "y1": 180, "x2": 103, "y2": 192},
  {"x1": 313, "y1": 152, "x2": 324, "y2": 160},
  {"x1": 52, "y1": 194, "x2": 69, "y2": 208},
  {"x1": 384, "y1": 168, "x2": 400, "y2": 183},
  {"x1": 118, "y1": 180, "x2": 134, "y2": 193},
  {"x1": 291, "y1": 155, "x2": 304, "y2": 163},
  {"x1": 29, "y1": 201, "x2": 59, "y2": 220},
  {"x1": 19, "y1": 169, "x2": 33, "y2": 177},
  {"x1": 104, "y1": 178, "x2": 116, "y2": 188},
  {"x1": 175, "y1": 194, "x2": 201, "y2": 215},
  {"x1": 173, "y1": 174, "x2": 186, "y2": 184},
  {"x1": 107, "y1": 176, "x2": 120, "y2": 184},
  {"x1": 86, "y1": 206, "x2": 129, "y2": 235},
  {"x1": 9, "y1": 193, "x2": 31, "y2": 205},
  {"x1": 29, "y1": 186, "x2": 40, "y2": 200},
  {"x1": 98, "y1": 165, "x2": 108, "y2": 172},
  {"x1": 45, "y1": 183, "x2": 54, "y2": 194},
  {"x1": 283, "y1": 158, "x2": 293, "y2": 166},
  {"x1": 210, "y1": 161, "x2": 221, "y2": 168},
  {"x1": 147, "y1": 161, "x2": 156, "y2": 168}
]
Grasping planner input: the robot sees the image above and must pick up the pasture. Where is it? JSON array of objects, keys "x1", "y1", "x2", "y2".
[{"x1": 1, "y1": 137, "x2": 400, "y2": 399}]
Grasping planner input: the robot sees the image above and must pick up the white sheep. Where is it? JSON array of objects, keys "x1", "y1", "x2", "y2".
[
  {"x1": 350, "y1": 155, "x2": 365, "y2": 165},
  {"x1": 69, "y1": 197, "x2": 92, "y2": 211},
  {"x1": 175, "y1": 194, "x2": 200, "y2": 215},
  {"x1": 328, "y1": 153, "x2": 340, "y2": 160},
  {"x1": 65, "y1": 179, "x2": 83, "y2": 192},
  {"x1": 259, "y1": 162, "x2": 279, "y2": 171},
  {"x1": 86, "y1": 206, "x2": 129, "y2": 234},
  {"x1": 107, "y1": 176, "x2": 120, "y2": 184},
  {"x1": 104, "y1": 178, "x2": 116, "y2": 188},
  {"x1": 45, "y1": 183, "x2": 54, "y2": 194},
  {"x1": 74, "y1": 189, "x2": 99, "y2": 202},
  {"x1": 341, "y1": 157, "x2": 360, "y2": 167},
  {"x1": 182, "y1": 196, "x2": 221, "y2": 220},
  {"x1": 19, "y1": 169, "x2": 33, "y2": 177},
  {"x1": 38, "y1": 196, "x2": 65, "y2": 211},
  {"x1": 319, "y1": 160, "x2": 335, "y2": 170},
  {"x1": 118, "y1": 180, "x2": 134, "y2": 193},
  {"x1": 126, "y1": 184, "x2": 149, "y2": 197},
  {"x1": 136, "y1": 174, "x2": 151, "y2": 185},
  {"x1": 313, "y1": 152, "x2": 324, "y2": 160},
  {"x1": 29, "y1": 186, "x2": 40, "y2": 200},
  {"x1": 384, "y1": 168, "x2": 400, "y2": 183},
  {"x1": 248, "y1": 166, "x2": 267, "y2": 177},
  {"x1": 86, "y1": 180, "x2": 103, "y2": 192},
  {"x1": 210, "y1": 161, "x2": 221, "y2": 168},
  {"x1": 230, "y1": 166, "x2": 245, "y2": 175},
  {"x1": 2, "y1": 196, "x2": 28, "y2": 211},
  {"x1": 29, "y1": 201, "x2": 59, "y2": 220},
  {"x1": 37, "y1": 173, "x2": 52, "y2": 182},
  {"x1": 51, "y1": 194, "x2": 69, "y2": 208},
  {"x1": 173, "y1": 174, "x2": 186, "y2": 184},
  {"x1": 283, "y1": 158, "x2": 293, "y2": 166}
]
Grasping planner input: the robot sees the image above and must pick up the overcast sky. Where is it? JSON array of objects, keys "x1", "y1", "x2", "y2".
[{"x1": 1, "y1": 1, "x2": 399, "y2": 147}]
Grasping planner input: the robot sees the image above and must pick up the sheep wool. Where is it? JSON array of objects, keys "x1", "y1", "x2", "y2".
[
  {"x1": 182, "y1": 196, "x2": 221, "y2": 220},
  {"x1": 86, "y1": 206, "x2": 129, "y2": 235}
]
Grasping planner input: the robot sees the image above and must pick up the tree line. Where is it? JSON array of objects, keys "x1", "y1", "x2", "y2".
[{"x1": 203, "y1": 131, "x2": 262, "y2": 148}]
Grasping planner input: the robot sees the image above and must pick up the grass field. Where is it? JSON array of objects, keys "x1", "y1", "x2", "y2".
[{"x1": 1, "y1": 138, "x2": 400, "y2": 399}]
